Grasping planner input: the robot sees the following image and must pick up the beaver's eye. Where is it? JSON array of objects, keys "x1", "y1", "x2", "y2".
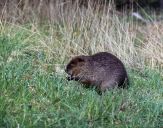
[
  {"x1": 70, "y1": 63, "x2": 75, "y2": 67},
  {"x1": 70, "y1": 61, "x2": 76, "y2": 67}
]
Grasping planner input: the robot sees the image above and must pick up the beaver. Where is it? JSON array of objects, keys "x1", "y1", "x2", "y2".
[{"x1": 65, "y1": 52, "x2": 129, "y2": 93}]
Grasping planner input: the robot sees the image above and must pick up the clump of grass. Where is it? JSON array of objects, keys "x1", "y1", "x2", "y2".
[{"x1": 138, "y1": 22, "x2": 163, "y2": 70}]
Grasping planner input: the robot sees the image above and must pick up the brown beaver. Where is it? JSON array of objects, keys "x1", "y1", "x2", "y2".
[{"x1": 65, "y1": 52, "x2": 129, "y2": 93}]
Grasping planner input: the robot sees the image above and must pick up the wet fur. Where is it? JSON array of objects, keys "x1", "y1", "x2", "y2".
[{"x1": 65, "y1": 52, "x2": 129, "y2": 93}]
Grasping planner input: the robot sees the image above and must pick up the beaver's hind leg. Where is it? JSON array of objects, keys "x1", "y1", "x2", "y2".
[{"x1": 100, "y1": 80, "x2": 118, "y2": 92}]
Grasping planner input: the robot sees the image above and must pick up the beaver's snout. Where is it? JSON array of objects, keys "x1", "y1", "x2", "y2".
[{"x1": 67, "y1": 75, "x2": 74, "y2": 81}]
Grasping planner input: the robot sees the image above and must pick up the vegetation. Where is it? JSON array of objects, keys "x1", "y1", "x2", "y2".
[{"x1": 0, "y1": 1, "x2": 163, "y2": 127}]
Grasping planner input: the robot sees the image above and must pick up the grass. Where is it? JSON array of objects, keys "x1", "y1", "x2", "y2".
[
  {"x1": 0, "y1": 23, "x2": 163, "y2": 128},
  {"x1": 0, "y1": 2, "x2": 163, "y2": 127}
]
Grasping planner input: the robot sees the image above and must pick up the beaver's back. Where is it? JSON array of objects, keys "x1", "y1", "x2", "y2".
[{"x1": 87, "y1": 52, "x2": 128, "y2": 87}]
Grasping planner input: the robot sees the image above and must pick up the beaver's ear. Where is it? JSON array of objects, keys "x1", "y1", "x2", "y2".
[
  {"x1": 77, "y1": 57, "x2": 85, "y2": 62},
  {"x1": 74, "y1": 56, "x2": 85, "y2": 66},
  {"x1": 69, "y1": 56, "x2": 86, "y2": 67},
  {"x1": 70, "y1": 57, "x2": 84, "y2": 66}
]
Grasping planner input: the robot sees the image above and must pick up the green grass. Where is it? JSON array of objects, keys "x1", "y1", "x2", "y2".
[{"x1": 0, "y1": 26, "x2": 163, "y2": 128}]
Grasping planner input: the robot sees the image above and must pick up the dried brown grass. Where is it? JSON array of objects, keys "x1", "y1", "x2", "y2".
[{"x1": 0, "y1": 0, "x2": 162, "y2": 74}]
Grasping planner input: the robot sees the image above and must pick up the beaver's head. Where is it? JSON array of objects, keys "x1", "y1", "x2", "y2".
[{"x1": 65, "y1": 56, "x2": 87, "y2": 81}]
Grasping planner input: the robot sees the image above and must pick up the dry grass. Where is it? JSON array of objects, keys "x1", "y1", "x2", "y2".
[
  {"x1": 0, "y1": 0, "x2": 163, "y2": 74},
  {"x1": 139, "y1": 22, "x2": 163, "y2": 70}
]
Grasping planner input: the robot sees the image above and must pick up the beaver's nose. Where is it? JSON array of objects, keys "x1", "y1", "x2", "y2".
[{"x1": 67, "y1": 75, "x2": 73, "y2": 81}]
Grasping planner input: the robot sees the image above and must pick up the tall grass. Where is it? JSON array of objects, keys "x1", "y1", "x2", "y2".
[{"x1": 1, "y1": 0, "x2": 162, "y2": 72}]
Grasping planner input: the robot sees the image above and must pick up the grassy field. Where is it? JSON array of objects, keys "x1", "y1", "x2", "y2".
[{"x1": 0, "y1": 2, "x2": 163, "y2": 127}]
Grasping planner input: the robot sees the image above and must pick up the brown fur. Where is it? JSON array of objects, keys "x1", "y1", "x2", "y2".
[{"x1": 65, "y1": 52, "x2": 129, "y2": 93}]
